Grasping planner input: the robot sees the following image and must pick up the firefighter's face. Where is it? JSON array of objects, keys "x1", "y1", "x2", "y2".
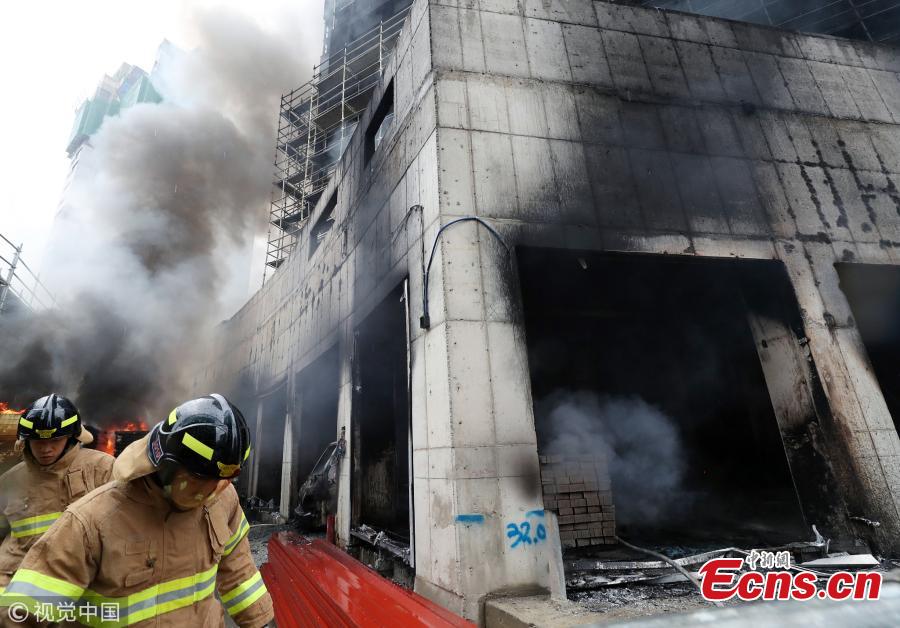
[
  {"x1": 166, "y1": 468, "x2": 229, "y2": 510},
  {"x1": 29, "y1": 436, "x2": 68, "y2": 466}
]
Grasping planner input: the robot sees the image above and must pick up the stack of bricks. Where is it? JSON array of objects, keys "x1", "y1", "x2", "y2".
[{"x1": 539, "y1": 454, "x2": 616, "y2": 548}]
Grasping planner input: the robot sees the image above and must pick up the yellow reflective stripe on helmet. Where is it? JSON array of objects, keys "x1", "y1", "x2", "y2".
[
  {"x1": 222, "y1": 513, "x2": 250, "y2": 557},
  {"x1": 243, "y1": 445, "x2": 250, "y2": 462},
  {"x1": 182, "y1": 433, "x2": 213, "y2": 461},
  {"x1": 221, "y1": 571, "x2": 267, "y2": 616},
  {"x1": 18, "y1": 417, "x2": 33, "y2": 429},
  {"x1": 61, "y1": 415, "x2": 78, "y2": 428},
  {"x1": 78, "y1": 563, "x2": 218, "y2": 627},
  {"x1": 168, "y1": 409, "x2": 178, "y2": 425},
  {"x1": 10, "y1": 512, "x2": 62, "y2": 538}
]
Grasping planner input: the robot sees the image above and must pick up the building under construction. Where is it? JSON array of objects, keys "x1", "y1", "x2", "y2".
[{"x1": 200, "y1": 0, "x2": 900, "y2": 621}]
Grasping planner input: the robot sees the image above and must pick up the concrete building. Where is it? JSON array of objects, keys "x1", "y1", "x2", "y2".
[
  {"x1": 65, "y1": 63, "x2": 161, "y2": 159},
  {"x1": 199, "y1": 0, "x2": 900, "y2": 620},
  {"x1": 43, "y1": 62, "x2": 162, "y2": 297}
]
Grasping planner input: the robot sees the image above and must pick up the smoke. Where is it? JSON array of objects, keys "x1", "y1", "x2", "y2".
[
  {"x1": 537, "y1": 391, "x2": 692, "y2": 526},
  {"x1": 0, "y1": 5, "x2": 319, "y2": 425}
]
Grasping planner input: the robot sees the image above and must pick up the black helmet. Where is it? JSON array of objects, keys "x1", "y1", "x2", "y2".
[
  {"x1": 18, "y1": 394, "x2": 84, "y2": 441},
  {"x1": 147, "y1": 394, "x2": 250, "y2": 480}
]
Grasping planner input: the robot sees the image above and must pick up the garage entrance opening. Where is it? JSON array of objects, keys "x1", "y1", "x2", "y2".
[
  {"x1": 836, "y1": 263, "x2": 900, "y2": 434},
  {"x1": 519, "y1": 248, "x2": 809, "y2": 551},
  {"x1": 256, "y1": 384, "x2": 287, "y2": 506},
  {"x1": 292, "y1": 344, "x2": 341, "y2": 520},
  {"x1": 351, "y1": 282, "x2": 411, "y2": 550}
]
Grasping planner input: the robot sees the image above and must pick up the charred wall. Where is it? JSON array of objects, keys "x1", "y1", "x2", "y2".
[
  {"x1": 195, "y1": 0, "x2": 900, "y2": 617},
  {"x1": 193, "y1": 0, "x2": 437, "y2": 567},
  {"x1": 428, "y1": 0, "x2": 900, "y2": 566}
]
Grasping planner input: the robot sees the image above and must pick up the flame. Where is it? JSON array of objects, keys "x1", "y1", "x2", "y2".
[
  {"x1": 97, "y1": 433, "x2": 114, "y2": 456},
  {"x1": 0, "y1": 402, "x2": 24, "y2": 414},
  {"x1": 97, "y1": 421, "x2": 149, "y2": 456}
]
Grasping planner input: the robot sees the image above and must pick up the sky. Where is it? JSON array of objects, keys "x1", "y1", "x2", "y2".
[{"x1": 0, "y1": 0, "x2": 322, "y2": 284}]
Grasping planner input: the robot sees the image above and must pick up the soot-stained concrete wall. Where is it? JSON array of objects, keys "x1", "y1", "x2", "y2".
[{"x1": 198, "y1": 0, "x2": 900, "y2": 620}]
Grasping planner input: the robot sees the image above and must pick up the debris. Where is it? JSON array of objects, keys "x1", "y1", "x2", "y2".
[
  {"x1": 351, "y1": 524, "x2": 411, "y2": 564},
  {"x1": 295, "y1": 436, "x2": 343, "y2": 528},
  {"x1": 851, "y1": 516, "x2": 882, "y2": 528},
  {"x1": 246, "y1": 496, "x2": 286, "y2": 524},
  {"x1": 565, "y1": 527, "x2": 852, "y2": 595},
  {"x1": 800, "y1": 553, "x2": 880, "y2": 568},
  {"x1": 615, "y1": 536, "x2": 709, "y2": 600},
  {"x1": 570, "y1": 581, "x2": 718, "y2": 618},
  {"x1": 566, "y1": 548, "x2": 740, "y2": 573}
]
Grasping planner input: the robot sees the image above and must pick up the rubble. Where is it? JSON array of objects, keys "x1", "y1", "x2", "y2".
[
  {"x1": 246, "y1": 497, "x2": 287, "y2": 525},
  {"x1": 247, "y1": 523, "x2": 295, "y2": 568},
  {"x1": 570, "y1": 582, "x2": 724, "y2": 619},
  {"x1": 350, "y1": 523, "x2": 411, "y2": 565},
  {"x1": 800, "y1": 554, "x2": 881, "y2": 568}
]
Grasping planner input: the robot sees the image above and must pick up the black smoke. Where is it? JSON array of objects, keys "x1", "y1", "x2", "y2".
[
  {"x1": 0, "y1": 6, "x2": 319, "y2": 424},
  {"x1": 537, "y1": 391, "x2": 693, "y2": 526}
]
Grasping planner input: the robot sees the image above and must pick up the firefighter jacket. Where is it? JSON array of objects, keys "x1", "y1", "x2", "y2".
[
  {"x1": 1, "y1": 477, "x2": 272, "y2": 627},
  {"x1": 0, "y1": 445, "x2": 114, "y2": 588}
]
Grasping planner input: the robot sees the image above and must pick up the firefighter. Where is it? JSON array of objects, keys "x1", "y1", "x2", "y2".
[
  {"x1": 0, "y1": 394, "x2": 114, "y2": 591},
  {"x1": 1, "y1": 394, "x2": 273, "y2": 627}
]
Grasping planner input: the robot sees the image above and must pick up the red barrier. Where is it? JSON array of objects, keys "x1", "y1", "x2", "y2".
[{"x1": 261, "y1": 532, "x2": 474, "y2": 628}]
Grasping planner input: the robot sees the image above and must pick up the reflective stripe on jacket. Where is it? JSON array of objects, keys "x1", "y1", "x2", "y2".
[
  {"x1": 0, "y1": 445, "x2": 114, "y2": 585},
  {"x1": 2, "y1": 480, "x2": 271, "y2": 627}
]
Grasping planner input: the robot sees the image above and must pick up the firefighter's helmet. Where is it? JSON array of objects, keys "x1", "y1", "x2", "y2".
[
  {"x1": 18, "y1": 394, "x2": 91, "y2": 443},
  {"x1": 147, "y1": 394, "x2": 250, "y2": 480}
]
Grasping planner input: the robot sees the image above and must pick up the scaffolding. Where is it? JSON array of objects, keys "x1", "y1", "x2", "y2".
[
  {"x1": 265, "y1": 7, "x2": 410, "y2": 275},
  {"x1": 0, "y1": 232, "x2": 56, "y2": 315}
]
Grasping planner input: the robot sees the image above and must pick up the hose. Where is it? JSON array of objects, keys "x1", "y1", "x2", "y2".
[{"x1": 615, "y1": 535, "x2": 723, "y2": 607}]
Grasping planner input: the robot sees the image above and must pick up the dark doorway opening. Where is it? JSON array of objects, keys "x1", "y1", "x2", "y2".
[
  {"x1": 351, "y1": 282, "x2": 411, "y2": 546},
  {"x1": 256, "y1": 384, "x2": 287, "y2": 505},
  {"x1": 227, "y1": 372, "x2": 257, "y2": 500},
  {"x1": 292, "y1": 345, "x2": 341, "y2": 518},
  {"x1": 518, "y1": 248, "x2": 808, "y2": 551},
  {"x1": 836, "y1": 263, "x2": 900, "y2": 435}
]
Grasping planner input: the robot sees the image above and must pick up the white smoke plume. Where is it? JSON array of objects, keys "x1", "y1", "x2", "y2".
[
  {"x1": 0, "y1": 5, "x2": 320, "y2": 424},
  {"x1": 537, "y1": 391, "x2": 692, "y2": 525}
]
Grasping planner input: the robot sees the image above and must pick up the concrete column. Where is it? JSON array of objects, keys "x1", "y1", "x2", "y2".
[
  {"x1": 742, "y1": 285, "x2": 854, "y2": 542},
  {"x1": 778, "y1": 242, "x2": 900, "y2": 553},
  {"x1": 250, "y1": 401, "x2": 264, "y2": 497},
  {"x1": 411, "y1": 218, "x2": 550, "y2": 620},
  {"x1": 335, "y1": 328, "x2": 354, "y2": 547},
  {"x1": 279, "y1": 412, "x2": 293, "y2": 519}
]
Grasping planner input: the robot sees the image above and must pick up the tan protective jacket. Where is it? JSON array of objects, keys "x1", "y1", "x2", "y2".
[
  {"x1": 0, "y1": 445, "x2": 114, "y2": 587},
  {"x1": 3, "y1": 476, "x2": 272, "y2": 627}
]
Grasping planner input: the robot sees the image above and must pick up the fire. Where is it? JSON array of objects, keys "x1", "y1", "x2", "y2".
[
  {"x1": 0, "y1": 402, "x2": 24, "y2": 414},
  {"x1": 97, "y1": 421, "x2": 149, "y2": 456}
]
